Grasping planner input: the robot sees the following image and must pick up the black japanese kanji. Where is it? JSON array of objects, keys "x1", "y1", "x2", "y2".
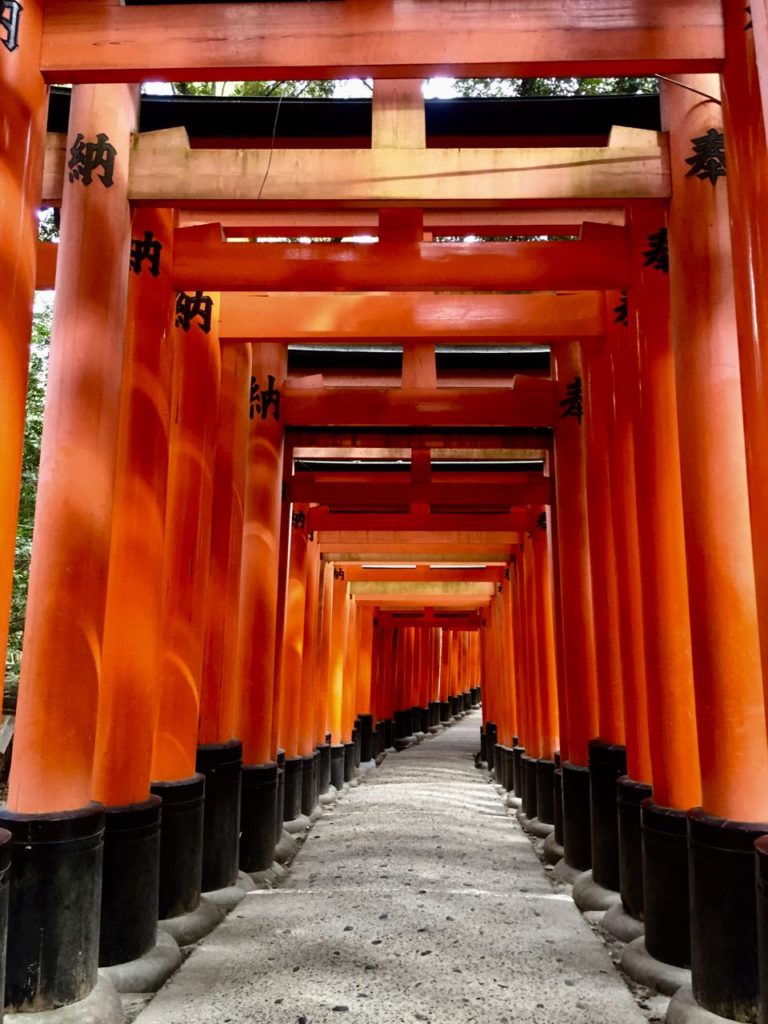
[
  {"x1": 686, "y1": 128, "x2": 727, "y2": 186},
  {"x1": 537, "y1": 511, "x2": 547, "y2": 531},
  {"x1": 130, "y1": 231, "x2": 163, "y2": 277},
  {"x1": 1, "y1": 0, "x2": 22, "y2": 52},
  {"x1": 67, "y1": 132, "x2": 117, "y2": 188},
  {"x1": 292, "y1": 510, "x2": 306, "y2": 530},
  {"x1": 249, "y1": 374, "x2": 281, "y2": 422},
  {"x1": 559, "y1": 376, "x2": 583, "y2": 425},
  {"x1": 334, "y1": 567, "x2": 345, "y2": 581},
  {"x1": 643, "y1": 228, "x2": 669, "y2": 274},
  {"x1": 613, "y1": 291, "x2": 629, "y2": 326},
  {"x1": 746, "y1": 5, "x2": 753, "y2": 29},
  {"x1": 175, "y1": 291, "x2": 212, "y2": 333}
]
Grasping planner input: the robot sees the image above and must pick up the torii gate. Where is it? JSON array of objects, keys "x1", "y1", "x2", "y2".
[{"x1": 2, "y1": 4, "x2": 768, "y2": 1024}]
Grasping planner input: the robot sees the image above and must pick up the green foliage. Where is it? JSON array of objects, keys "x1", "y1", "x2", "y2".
[
  {"x1": 453, "y1": 76, "x2": 658, "y2": 98},
  {"x1": 171, "y1": 80, "x2": 337, "y2": 98},
  {"x1": 5, "y1": 305, "x2": 51, "y2": 692}
]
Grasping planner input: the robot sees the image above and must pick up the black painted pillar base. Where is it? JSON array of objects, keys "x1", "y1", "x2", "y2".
[
  {"x1": 358, "y1": 714, "x2": 374, "y2": 762},
  {"x1": 384, "y1": 719, "x2": 395, "y2": 750},
  {"x1": 275, "y1": 749, "x2": 286, "y2": 844},
  {"x1": 0, "y1": 804, "x2": 104, "y2": 1011},
  {"x1": 282, "y1": 756, "x2": 303, "y2": 823},
  {"x1": 240, "y1": 762, "x2": 278, "y2": 873},
  {"x1": 754, "y1": 837, "x2": 768, "y2": 1024},
  {"x1": 394, "y1": 709, "x2": 414, "y2": 746},
  {"x1": 588, "y1": 739, "x2": 627, "y2": 892},
  {"x1": 330, "y1": 745, "x2": 345, "y2": 790},
  {"x1": 484, "y1": 722, "x2": 497, "y2": 768},
  {"x1": 471, "y1": 686, "x2": 481, "y2": 707},
  {"x1": 522, "y1": 755, "x2": 539, "y2": 820},
  {"x1": 374, "y1": 721, "x2": 386, "y2": 756},
  {"x1": 301, "y1": 752, "x2": 318, "y2": 817},
  {"x1": 343, "y1": 741, "x2": 356, "y2": 782},
  {"x1": 512, "y1": 745, "x2": 526, "y2": 797},
  {"x1": 502, "y1": 747, "x2": 515, "y2": 793},
  {"x1": 196, "y1": 740, "x2": 243, "y2": 892},
  {"x1": 561, "y1": 762, "x2": 591, "y2": 871},
  {"x1": 493, "y1": 743, "x2": 503, "y2": 781},
  {"x1": 352, "y1": 726, "x2": 361, "y2": 768},
  {"x1": 688, "y1": 809, "x2": 768, "y2": 1021},
  {"x1": 536, "y1": 759, "x2": 556, "y2": 825},
  {"x1": 641, "y1": 800, "x2": 690, "y2": 967},
  {"x1": 419, "y1": 706, "x2": 430, "y2": 733},
  {"x1": 617, "y1": 776, "x2": 652, "y2": 920},
  {"x1": 316, "y1": 743, "x2": 331, "y2": 795},
  {"x1": 99, "y1": 796, "x2": 161, "y2": 967},
  {"x1": 0, "y1": 830, "x2": 8, "y2": 1015},
  {"x1": 463, "y1": 691, "x2": 472, "y2": 711},
  {"x1": 440, "y1": 701, "x2": 452, "y2": 724},
  {"x1": 553, "y1": 757, "x2": 564, "y2": 847},
  {"x1": 151, "y1": 774, "x2": 205, "y2": 920},
  {"x1": 428, "y1": 702, "x2": 441, "y2": 729}
]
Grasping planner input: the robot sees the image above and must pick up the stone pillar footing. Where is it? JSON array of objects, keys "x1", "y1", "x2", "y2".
[
  {"x1": 621, "y1": 937, "x2": 692, "y2": 997},
  {"x1": 98, "y1": 930, "x2": 181, "y2": 994},
  {"x1": 159, "y1": 895, "x2": 223, "y2": 947},
  {"x1": 571, "y1": 870, "x2": 621, "y2": 912},
  {"x1": 601, "y1": 901, "x2": 644, "y2": 943}
]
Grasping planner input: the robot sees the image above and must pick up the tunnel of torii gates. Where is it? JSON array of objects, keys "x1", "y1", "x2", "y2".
[{"x1": 2, "y1": 1, "x2": 768, "y2": 1023}]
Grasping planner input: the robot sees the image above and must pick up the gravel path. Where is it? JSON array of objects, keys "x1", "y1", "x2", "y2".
[{"x1": 136, "y1": 712, "x2": 646, "y2": 1024}]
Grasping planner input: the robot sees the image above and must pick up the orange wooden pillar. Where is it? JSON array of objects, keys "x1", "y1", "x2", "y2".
[
  {"x1": 2, "y1": 83, "x2": 137, "y2": 1011},
  {"x1": 279, "y1": 506, "x2": 309, "y2": 822},
  {"x1": 342, "y1": 595, "x2": 359, "y2": 761},
  {"x1": 195, "y1": 337, "x2": 251, "y2": 892},
  {"x1": 551, "y1": 341, "x2": 599, "y2": 872},
  {"x1": 150, "y1": 289, "x2": 220, "y2": 920},
  {"x1": 530, "y1": 510, "x2": 560, "y2": 827},
  {"x1": 237, "y1": 342, "x2": 286, "y2": 870},
  {"x1": 722, "y1": 6, "x2": 768, "y2": 723},
  {"x1": 581, "y1": 340, "x2": 625, "y2": 747},
  {"x1": 626, "y1": 201, "x2": 701, "y2": 960},
  {"x1": 354, "y1": 604, "x2": 376, "y2": 760},
  {"x1": 327, "y1": 567, "x2": 348, "y2": 746},
  {"x1": 0, "y1": 0, "x2": 46, "y2": 686},
  {"x1": 663, "y1": 75, "x2": 768, "y2": 1021},
  {"x1": 299, "y1": 531, "x2": 321, "y2": 755},
  {"x1": 314, "y1": 560, "x2": 335, "y2": 794},
  {"x1": 91, "y1": 207, "x2": 174, "y2": 968},
  {"x1": 582, "y1": 331, "x2": 632, "y2": 894}
]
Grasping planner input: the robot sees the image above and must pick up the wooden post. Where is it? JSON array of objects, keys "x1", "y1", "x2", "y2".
[
  {"x1": 9, "y1": 83, "x2": 138, "y2": 813},
  {"x1": 199, "y1": 340, "x2": 251, "y2": 747},
  {"x1": 3, "y1": 81, "x2": 137, "y2": 1013},
  {"x1": 721, "y1": 5, "x2": 768, "y2": 716},
  {"x1": 552, "y1": 341, "x2": 599, "y2": 871},
  {"x1": 278, "y1": 506, "x2": 310, "y2": 760},
  {"x1": 663, "y1": 74, "x2": 768, "y2": 1020},
  {"x1": 327, "y1": 568, "x2": 348, "y2": 745},
  {"x1": 581, "y1": 340, "x2": 625, "y2": 747},
  {"x1": 238, "y1": 343, "x2": 287, "y2": 767},
  {"x1": 0, "y1": 0, "x2": 46, "y2": 682},
  {"x1": 93, "y1": 208, "x2": 174, "y2": 807}
]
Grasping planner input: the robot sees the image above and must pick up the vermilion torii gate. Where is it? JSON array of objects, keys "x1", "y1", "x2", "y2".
[{"x1": 2, "y1": 3, "x2": 768, "y2": 1024}]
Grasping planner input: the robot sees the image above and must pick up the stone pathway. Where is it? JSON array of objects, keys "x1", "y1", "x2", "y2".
[{"x1": 136, "y1": 713, "x2": 647, "y2": 1024}]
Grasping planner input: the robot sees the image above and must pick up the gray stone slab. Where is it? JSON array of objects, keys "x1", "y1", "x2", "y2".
[{"x1": 135, "y1": 714, "x2": 646, "y2": 1024}]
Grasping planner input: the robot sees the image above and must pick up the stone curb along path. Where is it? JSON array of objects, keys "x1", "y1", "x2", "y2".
[{"x1": 134, "y1": 713, "x2": 648, "y2": 1024}]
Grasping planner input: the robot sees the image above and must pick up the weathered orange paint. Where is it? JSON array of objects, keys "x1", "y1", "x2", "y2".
[
  {"x1": 0, "y1": 0, "x2": 46, "y2": 690},
  {"x1": 629, "y1": 203, "x2": 700, "y2": 811},
  {"x1": 151, "y1": 294, "x2": 221, "y2": 783},
  {"x1": 314, "y1": 560, "x2": 334, "y2": 748},
  {"x1": 664, "y1": 76, "x2": 768, "y2": 820},
  {"x1": 9, "y1": 84, "x2": 137, "y2": 813},
  {"x1": 581, "y1": 340, "x2": 625, "y2": 746},
  {"x1": 199, "y1": 341, "x2": 251, "y2": 747},
  {"x1": 93, "y1": 208, "x2": 174, "y2": 807},
  {"x1": 237, "y1": 343, "x2": 286, "y2": 766},
  {"x1": 342, "y1": 597, "x2": 358, "y2": 740},
  {"x1": 551, "y1": 343, "x2": 599, "y2": 768}
]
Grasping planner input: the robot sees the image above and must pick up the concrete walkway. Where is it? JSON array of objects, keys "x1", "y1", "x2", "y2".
[{"x1": 136, "y1": 713, "x2": 646, "y2": 1024}]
